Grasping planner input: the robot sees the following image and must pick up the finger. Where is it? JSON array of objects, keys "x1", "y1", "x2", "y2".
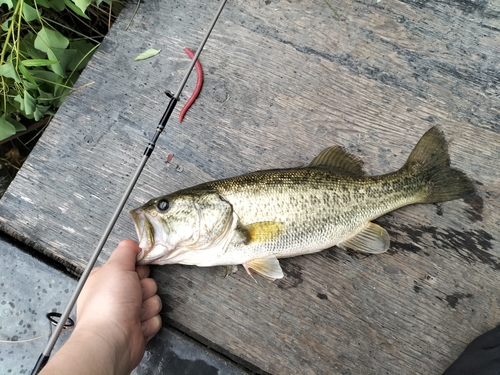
[
  {"x1": 106, "y1": 240, "x2": 141, "y2": 271},
  {"x1": 140, "y1": 278, "x2": 157, "y2": 300},
  {"x1": 136, "y1": 265, "x2": 150, "y2": 280},
  {"x1": 141, "y1": 295, "x2": 162, "y2": 321},
  {"x1": 142, "y1": 314, "x2": 162, "y2": 341}
]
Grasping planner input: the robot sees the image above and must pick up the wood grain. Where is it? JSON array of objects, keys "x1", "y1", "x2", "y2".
[{"x1": 1, "y1": 0, "x2": 499, "y2": 373}]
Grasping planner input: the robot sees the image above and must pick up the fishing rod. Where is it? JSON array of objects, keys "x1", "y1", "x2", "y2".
[{"x1": 30, "y1": 0, "x2": 228, "y2": 373}]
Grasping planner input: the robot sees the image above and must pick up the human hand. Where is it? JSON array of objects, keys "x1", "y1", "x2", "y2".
[{"x1": 41, "y1": 240, "x2": 162, "y2": 375}]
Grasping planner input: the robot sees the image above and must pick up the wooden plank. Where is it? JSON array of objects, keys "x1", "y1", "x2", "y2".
[{"x1": 1, "y1": 0, "x2": 499, "y2": 373}]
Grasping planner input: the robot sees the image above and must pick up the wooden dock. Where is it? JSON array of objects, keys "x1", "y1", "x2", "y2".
[{"x1": 1, "y1": 0, "x2": 499, "y2": 373}]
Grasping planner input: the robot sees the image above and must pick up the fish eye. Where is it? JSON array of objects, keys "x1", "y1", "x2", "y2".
[{"x1": 157, "y1": 199, "x2": 169, "y2": 211}]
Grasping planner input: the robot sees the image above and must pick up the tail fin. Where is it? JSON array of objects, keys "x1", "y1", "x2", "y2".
[{"x1": 403, "y1": 127, "x2": 475, "y2": 204}]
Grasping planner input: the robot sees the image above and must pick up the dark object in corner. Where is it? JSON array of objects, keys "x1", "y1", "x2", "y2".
[{"x1": 443, "y1": 325, "x2": 500, "y2": 375}]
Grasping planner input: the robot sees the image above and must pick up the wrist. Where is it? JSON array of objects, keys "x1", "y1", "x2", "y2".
[
  {"x1": 74, "y1": 324, "x2": 130, "y2": 374},
  {"x1": 41, "y1": 325, "x2": 130, "y2": 375}
]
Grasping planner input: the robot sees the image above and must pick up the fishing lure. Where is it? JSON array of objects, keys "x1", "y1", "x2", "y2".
[{"x1": 179, "y1": 47, "x2": 204, "y2": 122}]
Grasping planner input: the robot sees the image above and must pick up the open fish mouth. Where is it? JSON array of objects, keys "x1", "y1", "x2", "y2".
[
  {"x1": 129, "y1": 208, "x2": 169, "y2": 264},
  {"x1": 129, "y1": 208, "x2": 150, "y2": 262}
]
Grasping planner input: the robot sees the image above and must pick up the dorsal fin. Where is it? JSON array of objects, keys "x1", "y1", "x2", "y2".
[{"x1": 308, "y1": 146, "x2": 365, "y2": 176}]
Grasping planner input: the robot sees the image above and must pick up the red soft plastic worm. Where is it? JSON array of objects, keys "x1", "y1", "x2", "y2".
[{"x1": 179, "y1": 47, "x2": 203, "y2": 122}]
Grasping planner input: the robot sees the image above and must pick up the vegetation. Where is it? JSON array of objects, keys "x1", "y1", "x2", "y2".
[{"x1": 0, "y1": 0, "x2": 121, "y2": 193}]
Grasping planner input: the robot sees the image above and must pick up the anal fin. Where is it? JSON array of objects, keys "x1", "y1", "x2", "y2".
[
  {"x1": 243, "y1": 256, "x2": 284, "y2": 281},
  {"x1": 339, "y1": 222, "x2": 390, "y2": 254}
]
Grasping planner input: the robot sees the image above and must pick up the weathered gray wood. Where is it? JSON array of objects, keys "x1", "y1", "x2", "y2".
[{"x1": 1, "y1": 0, "x2": 499, "y2": 373}]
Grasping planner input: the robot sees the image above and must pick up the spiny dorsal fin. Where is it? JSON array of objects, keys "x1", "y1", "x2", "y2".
[
  {"x1": 239, "y1": 221, "x2": 285, "y2": 245},
  {"x1": 338, "y1": 222, "x2": 390, "y2": 254},
  {"x1": 308, "y1": 146, "x2": 365, "y2": 177}
]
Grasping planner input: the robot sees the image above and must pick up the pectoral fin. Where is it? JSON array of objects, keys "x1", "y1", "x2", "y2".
[
  {"x1": 239, "y1": 221, "x2": 285, "y2": 245},
  {"x1": 339, "y1": 222, "x2": 390, "y2": 254},
  {"x1": 243, "y1": 256, "x2": 284, "y2": 281}
]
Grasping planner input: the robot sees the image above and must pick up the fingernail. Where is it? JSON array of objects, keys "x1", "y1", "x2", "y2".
[{"x1": 142, "y1": 323, "x2": 148, "y2": 334}]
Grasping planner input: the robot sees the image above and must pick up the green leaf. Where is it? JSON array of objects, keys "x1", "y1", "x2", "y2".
[
  {"x1": 134, "y1": 48, "x2": 161, "y2": 61},
  {"x1": 54, "y1": 75, "x2": 66, "y2": 95},
  {"x1": 22, "y1": 3, "x2": 39, "y2": 21},
  {"x1": 47, "y1": 48, "x2": 77, "y2": 77},
  {"x1": 46, "y1": 0, "x2": 65, "y2": 11},
  {"x1": 13, "y1": 95, "x2": 23, "y2": 111},
  {"x1": 0, "y1": 61, "x2": 21, "y2": 83},
  {"x1": 2, "y1": 18, "x2": 11, "y2": 32},
  {"x1": 34, "y1": 104, "x2": 51, "y2": 121},
  {"x1": 69, "y1": 0, "x2": 91, "y2": 15},
  {"x1": 13, "y1": 91, "x2": 36, "y2": 117},
  {"x1": 19, "y1": 64, "x2": 36, "y2": 85},
  {"x1": 0, "y1": 115, "x2": 17, "y2": 141},
  {"x1": 0, "y1": 0, "x2": 14, "y2": 9},
  {"x1": 63, "y1": 0, "x2": 90, "y2": 19},
  {"x1": 2, "y1": 96, "x2": 17, "y2": 113},
  {"x1": 68, "y1": 40, "x2": 95, "y2": 71},
  {"x1": 30, "y1": 69, "x2": 61, "y2": 96},
  {"x1": 21, "y1": 59, "x2": 57, "y2": 67},
  {"x1": 37, "y1": 87, "x2": 54, "y2": 101},
  {"x1": 35, "y1": 0, "x2": 51, "y2": 8},
  {"x1": 30, "y1": 69, "x2": 60, "y2": 83},
  {"x1": 3, "y1": 115, "x2": 26, "y2": 132},
  {"x1": 23, "y1": 79, "x2": 38, "y2": 91},
  {"x1": 34, "y1": 27, "x2": 69, "y2": 53},
  {"x1": 54, "y1": 86, "x2": 71, "y2": 107},
  {"x1": 23, "y1": 90, "x2": 36, "y2": 116},
  {"x1": 20, "y1": 31, "x2": 45, "y2": 60}
]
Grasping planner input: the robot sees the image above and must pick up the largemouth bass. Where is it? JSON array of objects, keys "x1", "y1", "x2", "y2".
[{"x1": 130, "y1": 127, "x2": 474, "y2": 279}]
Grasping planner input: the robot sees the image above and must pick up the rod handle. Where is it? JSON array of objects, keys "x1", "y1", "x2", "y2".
[{"x1": 31, "y1": 354, "x2": 49, "y2": 375}]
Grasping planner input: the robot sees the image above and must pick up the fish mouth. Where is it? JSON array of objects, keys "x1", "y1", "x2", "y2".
[
  {"x1": 129, "y1": 208, "x2": 150, "y2": 262},
  {"x1": 129, "y1": 208, "x2": 170, "y2": 264}
]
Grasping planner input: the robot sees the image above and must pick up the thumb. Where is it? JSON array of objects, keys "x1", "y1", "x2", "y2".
[{"x1": 106, "y1": 240, "x2": 141, "y2": 271}]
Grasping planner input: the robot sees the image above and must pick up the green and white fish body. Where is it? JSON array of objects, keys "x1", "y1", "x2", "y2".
[{"x1": 130, "y1": 127, "x2": 474, "y2": 280}]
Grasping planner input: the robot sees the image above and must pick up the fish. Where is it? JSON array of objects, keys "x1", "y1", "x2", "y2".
[{"x1": 130, "y1": 127, "x2": 475, "y2": 280}]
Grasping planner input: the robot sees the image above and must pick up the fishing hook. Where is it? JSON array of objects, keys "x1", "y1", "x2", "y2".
[{"x1": 30, "y1": 0, "x2": 228, "y2": 373}]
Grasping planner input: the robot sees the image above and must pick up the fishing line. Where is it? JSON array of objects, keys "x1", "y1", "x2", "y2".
[
  {"x1": 30, "y1": 0, "x2": 228, "y2": 373},
  {"x1": 0, "y1": 314, "x2": 73, "y2": 344}
]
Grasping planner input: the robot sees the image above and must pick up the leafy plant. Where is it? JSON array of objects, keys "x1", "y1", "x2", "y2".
[{"x1": 0, "y1": 0, "x2": 118, "y2": 142}]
